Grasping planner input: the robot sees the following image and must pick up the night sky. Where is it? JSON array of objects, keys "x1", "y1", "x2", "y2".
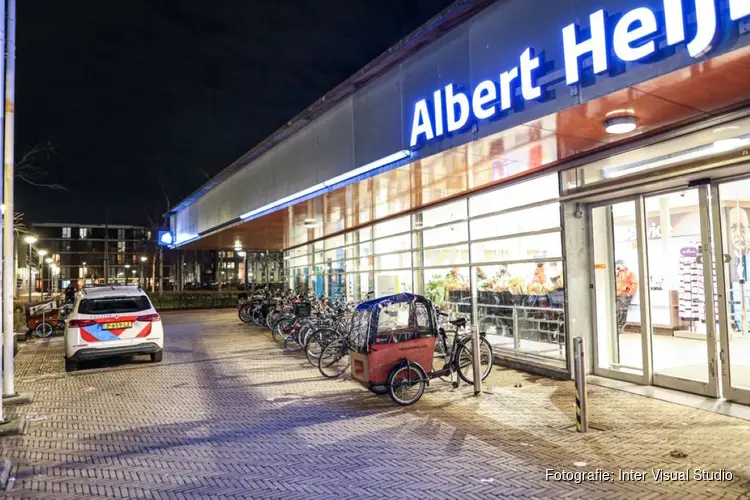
[{"x1": 18, "y1": 0, "x2": 455, "y2": 226}]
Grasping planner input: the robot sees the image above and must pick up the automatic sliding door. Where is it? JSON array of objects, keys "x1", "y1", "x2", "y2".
[
  {"x1": 645, "y1": 186, "x2": 719, "y2": 396},
  {"x1": 716, "y1": 178, "x2": 750, "y2": 403},
  {"x1": 591, "y1": 201, "x2": 645, "y2": 378}
]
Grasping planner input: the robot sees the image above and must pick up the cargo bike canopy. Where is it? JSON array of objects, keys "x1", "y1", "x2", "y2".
[{"x1": 349, "y1": 293, "x2": 438, "y2": 353}]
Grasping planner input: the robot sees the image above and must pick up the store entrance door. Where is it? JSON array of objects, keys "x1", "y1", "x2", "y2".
[{"x1": 589, "y1": 185, "x2": 722, "y2": 397}]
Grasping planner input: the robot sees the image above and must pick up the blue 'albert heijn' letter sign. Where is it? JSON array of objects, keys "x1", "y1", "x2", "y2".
[{"x1": 409, "y1": 0, "x2": 750, "y2": 148}]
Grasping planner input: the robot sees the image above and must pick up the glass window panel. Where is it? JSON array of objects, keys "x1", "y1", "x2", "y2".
[
  {"x1": 418, "y1": 199, "x2": 468, "y2": 228},
  {"x1": 374, "y1": 234, "x2": 411, "y2": 254},
  {"x1": 470, "y1": 173, "x2": 559, "y2": 217},
  {"x1": 374, "y1": 270, "x2": 412, "y2": 297},
  {"x1": 420, "y1": 222, "x2": 469, "y2": 247},
  {"x1": 718, "y1": 179, "x2": 750, "y2": 391},
  {"x1": 329, "y1": 271, "x2": 346, "y2": 298},
  {"x1": 361, "y1": 272, "x2": 374, "y2": 298},
  {"x1": 325, "y1": 248, "x2": 346, "y2": 262},
  {"x1": 375, "y1": 252, "x2": 412, "y2": 271},
  {"x1": 313, "y1": 250, "x2": 325, "y2": 265},
  {"x1": 331, "y1": 260, "x2": 345, "y2": 272},
  {"x1": 471, "y1": 232, "x2": 562, "y2": 264},
  {"x1": 314, "y1": 241, "x2": 324, "y2": 252},
  {"x1": 359, "y1": 226, "x2": 373, "y2": 242},
  {"x1": 475, "y1": 263, "x2": 565, "y2": 362},
  {"x1": 325, "y1": 234, "x2": 345, "y2": 250},
  {"x1": 423, "y1": 267, "x2": 472, "y2": 322},
  {"x1": 345, "y1": 244, "x2": 359, "y2": 260},
  {"x1": 419, "y1": 245, "x2": 470, "y2": 268},
  {"x1": 359, "y1": 257, "x2": 373, "y2": 271},
  {"x1": 374, "y1": 216, "x2": 410, "y2": 239},
  {"x1": 359, "y1": 241, "x2": 373, "y2": 257},
  {"x1": 470, "y1": 203, "x2": 560, "y2": 240}
]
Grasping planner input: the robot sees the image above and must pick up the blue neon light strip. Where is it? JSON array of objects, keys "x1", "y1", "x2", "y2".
[
  {"x1": 172, "y1": 149, "x2": 412, "y2": 247},
  {"x1": 239, "y1": 149, "x2": 411, "y2": 221}
]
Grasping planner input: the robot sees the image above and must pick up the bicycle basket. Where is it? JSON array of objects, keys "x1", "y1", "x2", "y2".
[{"x1": 294, "y1": 302, "x2": 312, "y2": 318}]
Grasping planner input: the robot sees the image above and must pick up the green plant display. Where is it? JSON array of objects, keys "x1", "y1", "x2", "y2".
[{"x1": 425, "y1": 275, "x2": 446, "y2": 308}]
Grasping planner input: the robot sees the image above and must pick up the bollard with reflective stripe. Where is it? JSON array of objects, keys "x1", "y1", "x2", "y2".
[
  {"x1": 573, "y1": 337, "x2": 588, "y2": 432},
  {"x1": 471, "y1": 324, "x2": 482, "y2": 395}
]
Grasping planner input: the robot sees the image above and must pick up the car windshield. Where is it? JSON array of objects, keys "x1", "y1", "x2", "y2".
[{"x1": 78, "y1": 296, "x2": 152, "y2": 315}]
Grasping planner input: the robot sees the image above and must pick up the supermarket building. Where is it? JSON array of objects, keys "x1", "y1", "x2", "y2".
[{"x1": 169, "y1": 0, "x2": 750, "y2": 404}]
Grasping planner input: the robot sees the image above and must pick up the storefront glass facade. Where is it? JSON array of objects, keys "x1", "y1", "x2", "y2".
[
  {"x1": 564, "y1": 112, "x2": 750, "y2": 402},
  {"x1": 285, "y1": 172, "x2": 567, "y2": 367}
]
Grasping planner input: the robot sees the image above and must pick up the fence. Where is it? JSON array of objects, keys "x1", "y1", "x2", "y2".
[{"x1": 147, "y1": 292, "x2": 240, "y2": 311}]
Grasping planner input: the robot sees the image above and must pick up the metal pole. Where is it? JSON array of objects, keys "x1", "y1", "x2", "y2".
[
  {"x1": 512, "y1": 306, "x2": 520, "y2": 352},
  {"x1": 0, "y1": 0, "x2": 7, "y2": 422},
  {"x1": 2, "y1": 0, "x2": 13, "y2": 400},
  {"x1": 470, "y1": 324, "x2": 482, "y2": 395},
  {"x1": 573, "y1": 337, "x2": 589, "y2": 433},
  {"x1": 151, "y1": 250, "x2": 155, "y2": 292},
  {"x1": 244, "y1": 252, "x2": 248, "y2": 291},
  {"x1": 104, "y1": 211, "x2": 109, "y2": 283},
  {"x1": 27, "y1": 245, "x2": 31, "y2": 302},
  {"x1": 158, "y1": 247, "x2": 163, "y2": 295}
]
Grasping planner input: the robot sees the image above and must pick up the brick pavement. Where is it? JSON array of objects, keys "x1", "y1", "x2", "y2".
[{"x1": 0, "y1": 309, "x2": 749, "y2": 499}]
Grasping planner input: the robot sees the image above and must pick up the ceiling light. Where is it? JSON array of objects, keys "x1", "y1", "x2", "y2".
[{"x1": 604, "y1": 116, "x2": 637, "y2": 135}]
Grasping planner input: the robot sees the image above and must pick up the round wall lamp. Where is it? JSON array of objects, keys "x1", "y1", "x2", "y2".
[{"x1": 604, "y1": 116, "x2": 637, "y2": 135}]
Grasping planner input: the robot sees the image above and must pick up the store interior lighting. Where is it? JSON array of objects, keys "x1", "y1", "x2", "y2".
[{"x1": 602, "y1": 131, "x2": 750, "y2": 180}]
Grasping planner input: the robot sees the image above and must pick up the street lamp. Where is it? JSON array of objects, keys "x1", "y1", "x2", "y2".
[{"x1": 23, "y1": 235, "x2": 38, "y2": 302}]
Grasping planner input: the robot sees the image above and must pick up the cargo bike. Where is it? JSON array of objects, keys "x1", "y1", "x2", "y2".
[
  {"x1": 25, "y1": 298, "x2": 70, "y2": 338},
  {"x1": 318, "y1": 293, "x2": 493, "y2": 405}
]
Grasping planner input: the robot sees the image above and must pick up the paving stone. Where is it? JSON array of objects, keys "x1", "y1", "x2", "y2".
[{"x1": 0, "y1": 309, "x2": 748, "y2": 498}]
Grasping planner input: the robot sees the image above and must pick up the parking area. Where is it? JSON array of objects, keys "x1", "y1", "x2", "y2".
[{"x1": 1, "y1": 309, "x2": 750, "y2": 499}]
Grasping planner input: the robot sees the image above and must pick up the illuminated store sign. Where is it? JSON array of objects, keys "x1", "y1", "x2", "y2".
[{"x1": 410, "y1": 0, "x2": 750, "y2": 148}]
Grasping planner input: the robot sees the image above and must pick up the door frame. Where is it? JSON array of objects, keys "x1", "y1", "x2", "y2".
[
  {"x1": 587, "y1": 195, "x2": 649, "y2": 386},
  {"x1": 587, "y1": 186, "x2": 723, "y2": 398},
  {"x1": 712, "y1": 176, "x2": 750, "y2": 405}
]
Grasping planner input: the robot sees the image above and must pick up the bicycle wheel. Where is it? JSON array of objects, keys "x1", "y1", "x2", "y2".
[
  {"x1": 35, "y1": 322, "x2": 54, "y2": 338},
  {"x1": 318, "y1": 338, "x2": 350, "y2": 378},
  {"x1": 305, "y1": 328, "x2": 338, "y2": 367},
  {"x1": 387, "y1": 364, "x2": 426, "y2": 405},
  {"x1": 272, "y1": 318, "x2": 294, "y2": 344},
  {"x1": 284, "y1": 333, "x2": 302, "y2": 352},
  {"x1": 238, "y1": 305, "x2": 252, "y2": 323},
  {"x1": 456, "y1": 338, "x2": 494, "y2": 385},
  {"x1": 250, "y1": 308, "x2": 262, "y2": 326}
]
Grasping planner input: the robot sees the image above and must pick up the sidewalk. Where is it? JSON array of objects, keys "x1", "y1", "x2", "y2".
[{"x1": 0, "y1": 310, "x2": 749, "y2": 499}]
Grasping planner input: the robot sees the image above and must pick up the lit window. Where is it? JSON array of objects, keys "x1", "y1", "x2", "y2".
[
  {"x1": 79, "y1": 228, "x2": 88, "y2": 239},
  {"x1": 62, "y1": 227, "x2": 71, "y2": 238}
]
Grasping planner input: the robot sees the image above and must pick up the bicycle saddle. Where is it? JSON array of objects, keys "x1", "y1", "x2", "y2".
[{"x1": 449, "y1": 317, "x2": 467, "y2": 328}]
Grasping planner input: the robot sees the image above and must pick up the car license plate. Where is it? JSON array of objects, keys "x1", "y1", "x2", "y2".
[{"x1": 103, "y1": 321, "x2": 132, "y2": 330}]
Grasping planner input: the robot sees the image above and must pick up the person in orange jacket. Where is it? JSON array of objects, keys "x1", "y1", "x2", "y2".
[{"x1": 615, "y1": 260, "x2": 638, "y2": 333}]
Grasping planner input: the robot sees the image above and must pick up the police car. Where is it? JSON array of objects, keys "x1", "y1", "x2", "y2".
[{"x1": 64, "y1": 285, "x2": 164, "y2": 372}]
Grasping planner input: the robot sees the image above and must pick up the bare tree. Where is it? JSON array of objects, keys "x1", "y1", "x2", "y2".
[{"x1": 16, "y1": 142, "x2": 67, "y2": 191}]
